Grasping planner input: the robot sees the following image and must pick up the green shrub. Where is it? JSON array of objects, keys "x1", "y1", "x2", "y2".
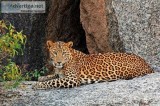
[
  {"x1": 0, "y1": 20, "x2": 50, "y2": 88},
  {"x1": 0, "y1": 20, "x2": 26, "y2": 88}
]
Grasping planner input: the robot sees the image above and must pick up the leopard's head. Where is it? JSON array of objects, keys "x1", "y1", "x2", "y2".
[{"x1": 46, "y1": 40, "x2": 73, "y2": 69}]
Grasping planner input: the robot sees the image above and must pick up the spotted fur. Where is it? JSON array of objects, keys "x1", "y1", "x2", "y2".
[{"x1": 32, "y1": 41, "x2": 154, "y2": 89}]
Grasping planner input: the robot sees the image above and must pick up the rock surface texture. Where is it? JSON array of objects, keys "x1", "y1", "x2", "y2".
[
  {"x1": 112, "y1": 0, "x2": 160, "y2": 67},
  {"x1": 1, "y1": 72, "x2": 160, "y2": 106},
  {"x1": 80, "y1": 0, "x2": 125, "y2": 53},
  {"x1": 80, "y1": 0, "x2": 113, "y2": 53}
]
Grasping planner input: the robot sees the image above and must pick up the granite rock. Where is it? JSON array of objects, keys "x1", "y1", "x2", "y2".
[
  {"x1": 80, "y1": 0, "x2": 113, "y2": 53},
  {"x1": 112, "y1": 0, "x2": 160, "y2": 67},
  {"x1": 80, "y1": 0, "x2": 124, "y2": 53},
  {"x1": 1, "y1": 72, "x2": 160, "y2": 106}
]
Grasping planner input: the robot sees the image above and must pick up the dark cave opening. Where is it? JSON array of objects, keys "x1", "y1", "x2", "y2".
[{"x1": 46, "y1": 0, "x2": 88, "y2": 54}]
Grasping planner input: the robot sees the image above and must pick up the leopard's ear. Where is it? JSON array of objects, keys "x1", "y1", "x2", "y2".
[
  {"x1": 46, "y1": 40, "x2": 54, "y2": 49},
  {"x1": 67, "y1": 41, "x2": 73, "y2": 48}
]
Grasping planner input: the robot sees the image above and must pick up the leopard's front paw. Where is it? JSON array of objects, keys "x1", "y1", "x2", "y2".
[
  {"x1": 38, "y1": 75, "x2": 57, "y2": 81},
  {"x1": 32, "y1": 83, "x2": 39, "y2": 90},
  {"x1": 32, "y1": 82, "x2": 47, "y2": 90}
]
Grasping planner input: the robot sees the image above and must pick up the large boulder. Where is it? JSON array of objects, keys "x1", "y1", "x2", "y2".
[
  {"x1": 1, "y1": 72, "x2": 160, "y2": 106},
  {"x1": 80, "y1": 0, "x2": 160, "y2": 68},
  {"x1": 80, "y1": 0, "x2": 124, "y2": 53},
  {"x1": 80, "y1": 0, "x2": 112, "y2": 53},
  {"x1": 112, "y1": 0, "x2": 160, "y2": 67}
]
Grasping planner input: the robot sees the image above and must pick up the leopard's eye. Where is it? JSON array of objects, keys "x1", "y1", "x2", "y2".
[
  {"x1": 53, "y1": 51, "x2": 57, "y2": 55},
  {"x1": 50, "y1": 58, "x2": 54, "y2": 61}
]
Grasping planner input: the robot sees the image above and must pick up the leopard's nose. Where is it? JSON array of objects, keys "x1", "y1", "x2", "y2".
[{"x1": 57, "y1": 62, "x2": 61, "y2": 64}]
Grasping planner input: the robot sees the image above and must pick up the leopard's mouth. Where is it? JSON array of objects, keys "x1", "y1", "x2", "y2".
[
  {"x1": 54, "y1": 63, "x2": 63, "y2": 69},
  {"x1": 55, "y1": 65, "x2": 63, "y2": 69}
]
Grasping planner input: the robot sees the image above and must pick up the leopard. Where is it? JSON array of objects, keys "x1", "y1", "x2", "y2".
[{"x1": 32, "y1": 40, "x2": 154, "y2": 90}]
